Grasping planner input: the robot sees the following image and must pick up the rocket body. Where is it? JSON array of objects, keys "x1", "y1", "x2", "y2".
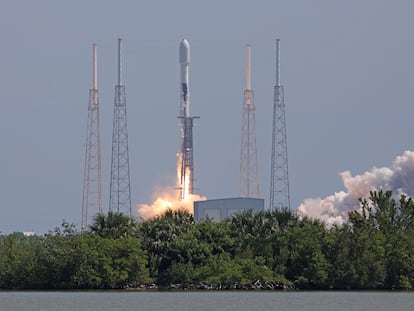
[
  {"x1": 178, "y1": 39, "x2": 196, "y2": 201},
  {"x1": 180, "y1": 39, "x2": 190, "y2": 118}
]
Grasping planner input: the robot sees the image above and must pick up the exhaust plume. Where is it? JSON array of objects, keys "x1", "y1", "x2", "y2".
[
  {"x1": 136, "y1": 185, "x2": 206, "y2": 220},
  {"x1": 298, "y1": 150, "x2": 414, "y2": 225}
]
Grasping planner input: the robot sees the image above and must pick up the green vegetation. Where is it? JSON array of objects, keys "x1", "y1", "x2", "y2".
[
  {"x1": 1, "y1": 191, "x2": 414, "y2": 290},
  {"x1": 0, "y1": 214, "x2": 149, "y2": 289}
]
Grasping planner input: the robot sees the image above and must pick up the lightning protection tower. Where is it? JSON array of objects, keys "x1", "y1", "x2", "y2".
[
  {"x1": 82, "y1": 44, "x2": 103, "y2": 229},
  {"x1": 109, "y1": 38, "x2": 132, "y2": 217},
  {"x1": 269, "y1": 39, "x2": 290, "y2": 210},
  {"x1": 239, "y1": 44, "x2": 259, "y2": 198}
]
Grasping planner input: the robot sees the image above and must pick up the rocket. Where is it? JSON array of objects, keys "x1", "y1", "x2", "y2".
[
  {"x1": 178, "y1": 39, "x2": 198, "y2": 201},
  {"x1": 180, "y1": 39, "x2": 190, "y2": 118}
]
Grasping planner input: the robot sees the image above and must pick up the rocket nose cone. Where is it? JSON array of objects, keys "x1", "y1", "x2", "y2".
[{"x1": 179, "y1": 39, "x2": 190, "y2": 64}]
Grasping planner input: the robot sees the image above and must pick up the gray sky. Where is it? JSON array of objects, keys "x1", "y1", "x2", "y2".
[{"x1": 1, "y1": 0, "x2": 414, "y2": 234}]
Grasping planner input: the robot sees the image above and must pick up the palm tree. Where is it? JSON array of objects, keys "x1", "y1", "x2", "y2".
[
  {"x1": 89, "y1": 211, "x2": 136, "y2": 238},
  {"x1": 138, "y1": 209, "x2": 195, "y2": 281}
]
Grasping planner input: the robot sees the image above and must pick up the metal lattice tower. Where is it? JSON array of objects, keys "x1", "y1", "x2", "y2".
[
  {"x1": 109, "y1": 38, "x2": 132, "y2": 217},
  {"x1": 82, "y1": 44, "x2": 103, "y2": 229},
  {"x1": 269, "y1": 39, "x2": 290, "y2": 210},
  {"x1": 239, "y1": 44, "x2": 259, "y2": 198}
]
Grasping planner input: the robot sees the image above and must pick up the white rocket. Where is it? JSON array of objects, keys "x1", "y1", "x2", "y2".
[
  {"x1": 178, "y1": 39, "x2": 197, "y2": 201},
  {"x1": 179, "y1": 39, "x2": 190, "y2": 118}
]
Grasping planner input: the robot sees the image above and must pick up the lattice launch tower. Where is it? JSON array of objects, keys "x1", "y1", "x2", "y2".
[
  {"x1": 239, "y1": 44, "x2": 259, "y2": 198},
  {"x1": 82, "y1": 44, "x2": 103, "y2": 229},
  {"x1": 269, "y1": 39, "x2": 290, "y2": 210},
  {"x1": 109, "y1": 38, "x2": 132, "y2": 217}
]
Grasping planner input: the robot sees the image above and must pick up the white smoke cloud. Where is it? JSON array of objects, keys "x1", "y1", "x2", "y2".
[{"x1": 298, "y1": 150, "x2": 414, "y2": 226}]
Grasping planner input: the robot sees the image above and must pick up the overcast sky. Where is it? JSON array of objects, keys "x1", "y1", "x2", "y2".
[{"x1": 1, "y1": 0, "x2": 414, "y2": 234}]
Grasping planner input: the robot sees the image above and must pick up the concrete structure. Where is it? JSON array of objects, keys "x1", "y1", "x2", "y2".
[{"x1": 194, "y1": 197, "x2": 264, "y2": 222}]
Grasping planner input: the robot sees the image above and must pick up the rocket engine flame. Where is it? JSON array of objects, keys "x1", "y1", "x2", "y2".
[
  {"x1": 298, "y1": 150, "x2": 414, "y2": 226},
  {"x1": 176, "y1": 152, "x2": 193, "y2": 201},
  {"x1": 136, "y1": 151, "x2": 205, "y2": 221},
  {"x1": 183, "y1": 167, "x2": 191, "y2": 201},
  {"x1": 136, "y1": 185, "x2": 206, "y2": 221}
]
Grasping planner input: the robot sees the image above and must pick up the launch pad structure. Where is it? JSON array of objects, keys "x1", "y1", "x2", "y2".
[
  {"x1": 82, "y1": 44, "x2": 103, "y2": 230},
  {"x1": 79, "y1": 38, "x2": 288, "y2": 224},
  {"x1": 109, "y1": 38, "x2": 132, "y2": 217},
  {"x1": 269, "y1": 39, "x2": 290, "y2": 210},
  {"x1": 239, "y1": 44, "x2": 259, "y2": 198}
]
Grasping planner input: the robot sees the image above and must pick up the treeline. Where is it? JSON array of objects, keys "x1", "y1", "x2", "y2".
[{"x1": 1, "y1": 190, "x2": 414, "y2": 290}]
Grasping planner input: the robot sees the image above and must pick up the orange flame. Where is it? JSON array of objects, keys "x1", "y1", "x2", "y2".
[
  {"x1": 136, "y1": 188, "x2": 206, "y2": 220},
  {"x1": 136, "y1": 152, "x2": 206, "y2": 220}
]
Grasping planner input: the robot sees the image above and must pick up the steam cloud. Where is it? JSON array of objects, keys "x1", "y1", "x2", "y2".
[{"x1": 298, "y1": 150, "x2": 414, "y2": 226}]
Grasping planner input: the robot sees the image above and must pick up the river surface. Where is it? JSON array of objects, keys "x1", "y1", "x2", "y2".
[{"x1": 0, "y1": 291, "x2": 413, "y2": 311}]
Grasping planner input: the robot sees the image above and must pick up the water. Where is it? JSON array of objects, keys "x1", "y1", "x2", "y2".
[{"x1": 0, "y1": 291, "x2": 413, "y2": 311}]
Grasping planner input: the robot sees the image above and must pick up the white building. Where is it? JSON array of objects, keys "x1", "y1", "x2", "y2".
[{"x1": 193, "y1": 197, "x2": 265, "y2": 222}]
